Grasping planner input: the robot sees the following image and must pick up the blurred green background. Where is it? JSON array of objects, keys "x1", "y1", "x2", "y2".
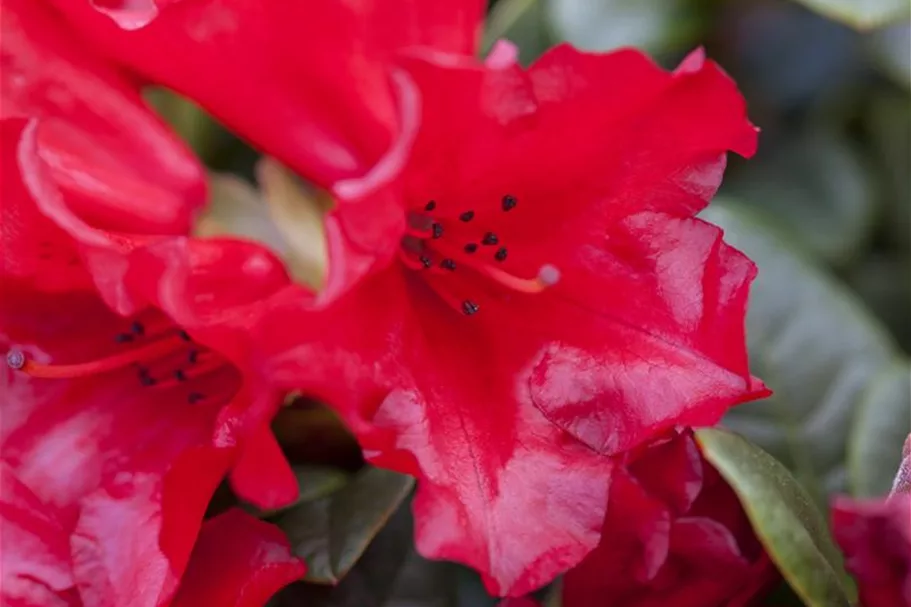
[{"x1": 150, "y1": 0, "x2": 910, "y2": 604}]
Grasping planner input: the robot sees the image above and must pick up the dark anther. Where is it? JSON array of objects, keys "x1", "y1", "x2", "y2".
[
  {"x1": 187, "y1": 392, "x2": 204, "y2": 404},
  {"x1": 482, "y1": 232, "x2": 499, "y2": 246},
  {"x1": 502, "y1": 194, "x2": 517, "y2": 211},
  {"x1": 464, "y1": 243, "x2": 478, "y2": 254},
  {"x1": 459, "y1": 211, "x2": 475, "y2": 222},
  {"x1": 432, "y1": 223, "x2": 444, "y2": 239},
  {"x1": 495, "y1": 247, "x2": 508, "y2": 261},
  {"x1": 420, "y1": 255, "x2": 433, "y2": 269},
  {"x1": 174, "y1": 369, "x2": 187, "y2": 382},
  {"x1": 130, "y1": 321, "x2": 145, "y2": 336},
  {"x1": 114, "y1": 333, "x2": 134, "y2": 344},
  {"x1": 461, "y1": 300, "x2": 480, "y2": 316},
  {"x1": 425, "y1": 200, "x2": 436, "y2": 211},
  {"x1": 178, "y1": 330, "x2": 192, "y2": 342},
  {"x1": 187, "y1": 349, "x2": 199, "y2": 364},
  {"x1": 138, "y1": 368, "x2": 157, "y2": 387},
  {"x1": 440, "y1": 259, "x2": 456, "y2": 271}
]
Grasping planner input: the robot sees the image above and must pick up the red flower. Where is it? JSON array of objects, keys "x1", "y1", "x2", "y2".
[
  {"x1": 562, "y1": 431, "x2": 779, "y2": 607},
  {"x1": 48, "y1": 0, "x2": 486, "y2": 185},
  {"x1": 1, "y1": 465, "x2": 304, "y2": 607},
  {"x1": 831, "y1": 495, "x2": 911, "y2": 607},
  {"x1": 2, "y1": 2, "x2": 301, "y2": 603},
  {"x1": 251, "y1": 45, "x2": 766, "y2": 596},
  {"x1": 1, "y1": 0, "x2": 295, "y2": 498},
  {"x1": 46, "y1": 0, "x2": 767, "y2": 594}
]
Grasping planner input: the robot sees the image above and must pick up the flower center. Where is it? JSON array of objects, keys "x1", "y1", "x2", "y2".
[
  {"x1": 5, "y1": 318, "x2": 228, "y2": 405},
  {"x1": 398, "y1": 194, "x2": 560, "y2": 315}
]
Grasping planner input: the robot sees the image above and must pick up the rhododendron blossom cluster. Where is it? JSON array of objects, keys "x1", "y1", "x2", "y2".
[{"x1": 5, "y1": 1, "x2": 883, "y2": 606}]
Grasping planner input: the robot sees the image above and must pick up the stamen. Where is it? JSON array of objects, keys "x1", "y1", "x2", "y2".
[
  {"x1": 502, "y1": 195, "x2": 517, "y2": 211},
  {"x1": 464, "y1": 243, "x2": 478, "y2": 254},
  {"x1": 420, "y1": 255, "x2": 433, "y2": 269},
  {"x1": 179, "y1": 330, "x2": 192, "y2": 342},
  {"x1": 482, "y1": 232, "x2": 498, "y2": 246},
  {"x1": 459, "y1": 211, "x2": 475, "y2": 222},
  {"x1": 131, "y1": 321, "x2": 145, "y2": 336},
  {"x1": 6, "y1": 336, "x2": 186, "y2": 379},
  {"x1": 188, "y1": 349, "x2": 199, "y2": 364},
  {"x1": 462, "y1": 300, "x2": 479, "y2": 315},
  {"x1": 425, "y1": 200, "x2": 436, "y2": 211},
  {"x1": 440, "y1": 259, "x2": 456, "y2": 271},
  {"x1": 432, "y1": 223, "x2": 443, "y2": 239},
  {"x1": 495, "y1": 247, "x2": 508, "y2": 261},
  {"x1": 174, "y1": 369, "x2": 187, "y2": 382}
]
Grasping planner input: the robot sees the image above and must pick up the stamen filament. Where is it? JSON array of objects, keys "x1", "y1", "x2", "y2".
[
  {"x1": 8, "y1": 336, "x2": 186, "y2": 379},
  {"x1": 428, "y1": 240, "x2": 557, "y2": 294}
]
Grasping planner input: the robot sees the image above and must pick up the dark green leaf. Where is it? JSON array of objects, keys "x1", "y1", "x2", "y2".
[
  {"x1": 695, "y1": 428, "x2": 856, "y2": 607},
  {"x1": 724, "y1": 130, "x2": 875, "y2": 265},
  {"x1": 270, "y1": 499, "x2": 415, "y2": 607},
  {"x1": 788, "y1": 0, "x2": 910, "y2": 29},
  {"x1": 848, "y1": 361, "x2": 911, "y2": 497},
  {"x1": 275, "y1": 466, "x2": 415, "y2": 584},
  {"x1": 247, "y1": 466, "x2": 349, "y2": 518},
  {"x1": 702, "y1": 201, "x2": 900, "y2": 503},
  {"x1": 867, "y1": 93, "x2": 911, "y2": 251}
]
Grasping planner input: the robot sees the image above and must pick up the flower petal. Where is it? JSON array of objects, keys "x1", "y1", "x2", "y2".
[
  {"x1": 48, "y1": 0, "x2": 486, "y2": 185},
  {"x1": 0, "y1": 291, "x2": 236, "y2": 607},
  {"x1": 1, "y1": 0, "x2": 204, "y2": 233},
  {"x1": 170, "y1": 509, "x2": 306, "y2": 607},
  {"x1": 0, "y1": 465, "x2": 80, "y2": 607}
]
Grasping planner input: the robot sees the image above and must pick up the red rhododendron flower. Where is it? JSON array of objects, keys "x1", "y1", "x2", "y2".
[
  {"x1": 1, "y1": 465, "x2": 304, "y2": 607},
  {"x1": 832, "y1": 494, "x2": 911, "y2": 607},
  {"x1": 2, "y1": 2, "x2": 301, "y2": 603},
  {"x1": 47, "y1": 0, "x2": 768, "y2": 595},
  {"x1": 562, "y1": 431, "x2": 778, "y2": 607},
  {"x1": 1, "y1": 0, "x2": 296, "y2": 501}
]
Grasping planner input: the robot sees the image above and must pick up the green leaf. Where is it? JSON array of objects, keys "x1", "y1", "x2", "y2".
[
  {"x1": 867, "y1": 93, "x2": 911, "y2": 251},
  {"x1": 695, "y1": 428, "x2": 856, "y2": 607},
  {"x1": 788, "y1": 0, "x2": 910, "y2": 29},
  {"x1": 275, "y1": 466, "x2": 415, "y2": 584},
  {"x1": 270, "y1": 500, "x2": 416, "y2": 607},
  {"x1": 546, "y1": 0, "x2": 704, "y2": 56},
  {"x1": 702, "y1": 201, "x2": 900, "y2": 503},
  {"x1": 848, "y1": 361, "x2": 911, "y2": 497},
  {"x1": 483, "y1": 0, "x2": 552, "y2": 65},
  {"x1": 723, "y1": 130, "x2": 875, "y2": 266},
  {"x1": 248, "y1": 466, "x2": 350, "y2": 518}
]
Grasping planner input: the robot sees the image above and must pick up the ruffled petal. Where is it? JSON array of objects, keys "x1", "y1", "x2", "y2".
[
  {"x1": 170, "y1": 509, "x2": 306, "y2": 607},
  {"x1": 48, "y1": 0, "x2": 485, "y2": 185}
]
